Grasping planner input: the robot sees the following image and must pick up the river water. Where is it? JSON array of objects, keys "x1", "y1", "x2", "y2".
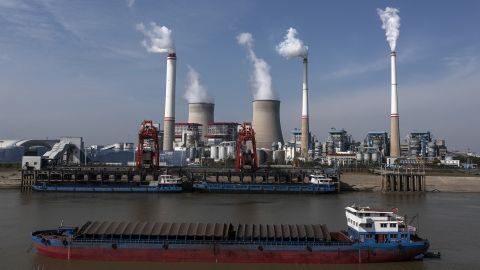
[{"x1": 0, "y1": 189, "x2": 479, "y2": 269}]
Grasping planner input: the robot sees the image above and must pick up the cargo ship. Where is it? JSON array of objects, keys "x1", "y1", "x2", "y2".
[
  {"x1": 192, "y1": 173, "x2": 338, "y2": 193},
  {"x1": 32, "y1": 175, "x2": 183, "y2": 193},
  {"x1": 31, "y1": 206, "x2": 429, "y2": 264}
]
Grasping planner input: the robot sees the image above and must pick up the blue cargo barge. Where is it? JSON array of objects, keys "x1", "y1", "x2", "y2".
[
  {"x1": 32, "y1": 175, "x2": 183, "y2": 193},
  {"x1": 193, "y1": 173, "x2": 338, "y2": 193}
]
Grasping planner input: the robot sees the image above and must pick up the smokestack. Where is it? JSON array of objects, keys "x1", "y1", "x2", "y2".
[
  {"x1": 252, "y1": 100, "x2": 284, "y2": 149},
  {"x1": 390, "y1": 51, "x2": 400, "y2": 157},
  {"x1": 188, "y1": 102, "x2": 214, "y2": 143},
  {"x1": 163, "y1": 53, "x2": 176, "y2": 151},
  {"x1": 301, "y1": 57, "x2": 309, "y2": 159}
]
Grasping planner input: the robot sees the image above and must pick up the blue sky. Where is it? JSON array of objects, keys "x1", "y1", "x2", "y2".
[{"x1": 1, "y1": 0, "x2": 479, "y2": 152}]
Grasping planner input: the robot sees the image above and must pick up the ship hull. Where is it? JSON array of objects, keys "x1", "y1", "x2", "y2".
[
  {"x1": 32, "y1": 184, "x2": 182, "y2": 193},
  {"x1": 193, "y1": 182, "x2": 337, "y2": 194},
  {"x1": 33, "y1": 240, "x2": 428, "y2": 264}
]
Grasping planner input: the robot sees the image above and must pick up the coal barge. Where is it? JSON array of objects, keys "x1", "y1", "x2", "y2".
[
  {"x1": 193, "y1": 173, "x2": 338, "y2": 193},
  {"x1": 32, "y1": 175, "x2": 183, "y2": 193},
  {"x1": 31, "y1": 206, "x2": 429, "y2": 264}
]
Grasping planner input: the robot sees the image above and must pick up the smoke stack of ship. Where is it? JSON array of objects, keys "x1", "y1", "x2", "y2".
[
  {"x1": 188, "y1": 102, "x2": 214, "y2": 143},
  {"x1": 301, "y1": 57, "x2": 309, "y2": 159},
  {"x1": 163, "y1": 53, "x2": 177, "y2": 151},
  {"x1": 389, "y1": 51, "x2": 400, "y2": 157},
  {"x1": 252, "y1": 100, "x2": 284, "y2": 149}
]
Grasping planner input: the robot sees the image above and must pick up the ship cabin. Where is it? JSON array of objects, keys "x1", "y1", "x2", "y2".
[{"x1": 345, "y1": 206, "x2": 416, "y2": 244}]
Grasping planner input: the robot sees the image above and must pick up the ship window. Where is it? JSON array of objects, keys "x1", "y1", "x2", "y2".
[
  {"x1": 380, "y1": 223, "x2": 387, "y2": 228},
  {"x1": 365, "y1": 213, "x2": 370, "y2": 217},
  {"x1": 380, "y1": 213, "x2": 386, "y2": 217},
  {"x1": 390, "y1": 234, "x2": 397, "y2": 238},
  {"x1": 401, "y1": 234, "x2": 408, "y2": 238},
  {"x1": 390, "y1": 223, "x2": 397, "y2": 228},
  {"x1": 365, "y1": 223, "x2": 372, "y2": 228},
  {"x1": 366, "y1": 234, "x2": 373, "y2": 239}
]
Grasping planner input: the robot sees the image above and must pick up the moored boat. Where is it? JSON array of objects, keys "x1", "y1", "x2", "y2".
[
  {"x1": 192, "y1": 173, "x2": 337, "y2": 193},
  {"x1": 31, "y1": 206, "x2": 429, "y2": 264},
  {"x1": 32, "y1": 175, "x2": 183, "y2": 193}
]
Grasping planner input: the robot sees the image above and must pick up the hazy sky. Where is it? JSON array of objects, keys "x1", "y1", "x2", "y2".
[{"x1": 1, "y1": 0, "x2": 479, "y2": 152}]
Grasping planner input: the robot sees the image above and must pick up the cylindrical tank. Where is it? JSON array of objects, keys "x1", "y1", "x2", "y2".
[
  {"x1": 210, "y1": 146, "x2": 218, "y2": 160},
  {"x1": 363, "y1": 152, "x2": 371, "y2": 162},
  {"x1": 226, "y1": 144, "x2": 235, "y2": 159},
  {"x1": 188, "y1": 103, "x2": 214, "y2": 143},
  {"x1": 371, "y1": 152, "x2": 378, "y2": 163},
  {"x1": 252, "y1": 100, "x2": 284, "y2": 149},
  {"x1": 218, "y1": 146, "x2": 226, "y2": 160},
  {"x1": 264, "y1": 149, "x2": 273, "y2": 163},
  {"x1": 256, "y1": 149, "x2": 267, "y2": 165},
  {"x1": 273, "y1": 150, "x2": 286, "y2": 164},
  {"x1": 356, "y1": 152, "x2": 363, "y2": 161}
]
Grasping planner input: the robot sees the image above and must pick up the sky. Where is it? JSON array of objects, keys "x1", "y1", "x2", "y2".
[{"x1": 0, "y1": 0, "x2": 479, "y2": 152}]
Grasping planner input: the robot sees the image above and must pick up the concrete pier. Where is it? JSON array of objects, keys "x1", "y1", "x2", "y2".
[{"x1": 381, "y1": 167, "x2": 425, "y2": 192}]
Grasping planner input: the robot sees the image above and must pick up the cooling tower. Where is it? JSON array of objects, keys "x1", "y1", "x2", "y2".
[
  {"x1": 300, "y1": 57, "x2": 309, "y2": 159},
  {"x1": 163, "y1": 53, "x2": 176, "y2": 151},
  {"x1": 188, "y1": 102, "x2": 214, "y2": 142},
  {"x1": 389, "y1": 51, "x2": 400, "y2": 157},
  {"x1": 252, "y1": 100, "x2": 284, "y2": 149}
]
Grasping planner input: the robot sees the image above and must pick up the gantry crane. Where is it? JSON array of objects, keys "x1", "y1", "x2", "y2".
[
  {"x1": 136, "y1": 120, "x2": 159, "y2": 170},
  {"x1": 235, "y1": 122, "x2": 258, "y2": 171}
]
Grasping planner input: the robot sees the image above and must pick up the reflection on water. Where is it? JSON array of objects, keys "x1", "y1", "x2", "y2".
[{"x1": 0, "y1": 190, "x2": 478, "y2": 269}]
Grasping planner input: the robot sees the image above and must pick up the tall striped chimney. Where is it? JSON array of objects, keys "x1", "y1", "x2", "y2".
[
  {"x1": 163, "y1": 53, "x2": 176, "y2": 151},
  {"x1": 300, "y1": 57, "x2": 309, "y2": 159},
  {"x1": 389, "y1": 51, "x2": 400, "y2": 157}
]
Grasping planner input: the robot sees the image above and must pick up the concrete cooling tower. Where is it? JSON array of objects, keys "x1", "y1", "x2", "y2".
[
  {"x1": 252, "y1": 100, "x2": 284, "y2": 149},
  {"x1": 188, "y1": 103, "x2": 214, "y2": 142}
]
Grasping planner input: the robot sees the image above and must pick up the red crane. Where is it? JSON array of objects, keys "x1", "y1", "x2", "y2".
[
  {"x1": 136, "y1": 120, "x2": 160, "y2": 170},
  {"x1": 235, "y1": 122, "x2": 258, "y2": 171}
]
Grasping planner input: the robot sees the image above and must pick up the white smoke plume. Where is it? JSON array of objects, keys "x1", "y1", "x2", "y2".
[
  {"x1": 276, "y1": 27, "x2": 308, "y2": 59},
  {"x1": 184, "y1": 66, "x2": 213, "y2": 103},
  {"x1": 377, "y1": 7, "x2": 400, "y2": 52},
  {"x1": 136, "y1": 22, "x2": 175, "y2": 53},
  {"x1": 237, "y1": 32, "x2": 277, "y2": 100}
]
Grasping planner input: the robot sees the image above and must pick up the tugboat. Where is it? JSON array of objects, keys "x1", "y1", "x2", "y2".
[
  {"x1": 32, "y1": 174, "x2": 183, "y2": 193},
  {"x1": 31, "y1": 205, "x2": 429, "y2": 263}
]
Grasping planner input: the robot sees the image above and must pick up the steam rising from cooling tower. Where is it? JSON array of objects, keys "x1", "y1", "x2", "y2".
[
  {"x1": 378, "y1": 7, "x2": 401, "y2": 157},
  {"x1": 185, "y1": 66, "x2": 214, "y2": 142},
  {"x1": 184, "y1": 66, "x2": 213, "y2": 104},
  {"x1": 276, "y1": 28, "x2": 310, "y2": 159},
  {"x1": 377, "y1": 7, "x2": 400, "y2": 52},
  {"x1": 237, "y1": 32, "x2": 277, "y2": 100},
  {"x1": 137, "y1": 22, "x2": 176, "y2": 151}
]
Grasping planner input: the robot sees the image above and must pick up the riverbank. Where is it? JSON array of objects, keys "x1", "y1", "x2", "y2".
[
  {"x1": 0, "y1": 170, "x2": 21, "y2": 188},
  {"x1": 340, "y1": 172, "x2": 480, "y2": 192}
]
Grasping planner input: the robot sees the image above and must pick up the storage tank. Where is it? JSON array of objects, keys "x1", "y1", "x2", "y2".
[
  {"x1": 363, "y1": 152, "x2": 371, "y2": 162},
  {"x1": 218, "y1": 146, "x2": 226, "y2": 160},
  {"x1": 371, "y1": 152, "x2": 378, "y2": 163},
  {"x1": 210, "y1": 146, "x2": 218, "y2": 160},
  {"x1": 356, "y1": 152, "x2": 363, "y2": 161},
  {"x1": 273, "y1": 150, "x2": 286, "y2": 164},
  {"x1": 252, "y1": 100, "x2": 284, "y2": 149},
  {"x1": 226, "y1": 144, "x2": 235, "y2": 159}
]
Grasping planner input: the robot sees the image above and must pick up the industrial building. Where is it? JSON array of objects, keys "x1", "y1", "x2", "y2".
[{"x1": 87, "y1": 143, "x2": 134, "y2": 165}]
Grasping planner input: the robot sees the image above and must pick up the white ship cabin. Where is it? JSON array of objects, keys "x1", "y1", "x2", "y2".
[
  {"x1": 345, "y1": 206, "x2": 417, "y2": 244},
  {"x1": 149, "y1": 175, "x2": 182, "y2": 186},
  {"x1": 309, "y1": 174, "x2": 333, "y2": 185}
]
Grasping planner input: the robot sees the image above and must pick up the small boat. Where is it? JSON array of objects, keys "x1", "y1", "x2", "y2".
[
  {"x1": 32, "y1": 175, "x2": 183, "y2": 193},
  {"x1": 31, "y1": 206, "x2": 429, "y2": 263}
]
